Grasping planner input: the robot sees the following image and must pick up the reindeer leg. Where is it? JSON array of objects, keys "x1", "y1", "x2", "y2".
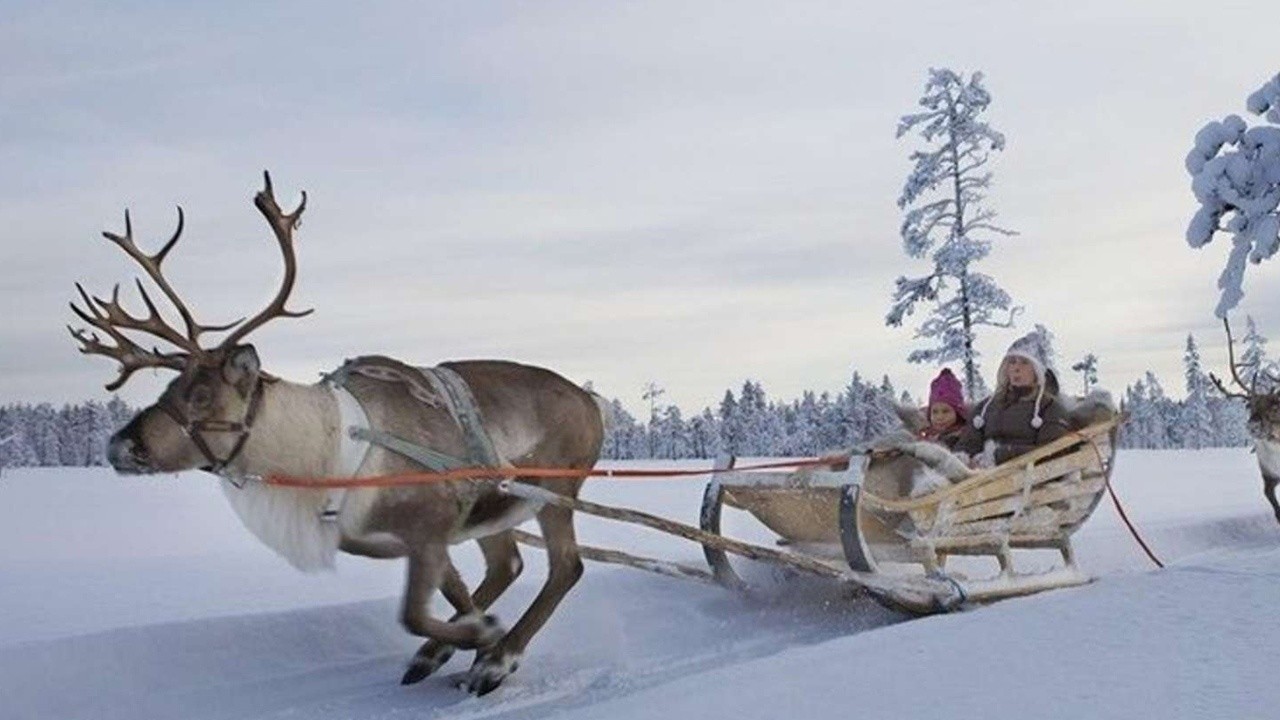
[
  {"x1": 399, "y1": 545, "x2": 504, "y2": 665},
  {"x1": 1263, "y1": 471, "x2": 1280, "y2": 524},
  {"x1": 402, "y1": 533, "x2": 522, "y2": 684},
  {"x1": 402, "y1": 562, "x2": 478, "y2": 684},
  {"x1": 467, "y1": 490, "x2": 583, "y2": 696}
]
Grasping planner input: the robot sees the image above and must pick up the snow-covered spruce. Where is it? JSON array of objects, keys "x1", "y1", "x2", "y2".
[{"x1": 887, "y1": 67, "x2": 1021, "y2": 399}]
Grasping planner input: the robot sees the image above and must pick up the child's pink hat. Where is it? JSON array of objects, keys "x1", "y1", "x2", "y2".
[{"x1": 928, "y1": 368, "x2": 966, "y2": 421}]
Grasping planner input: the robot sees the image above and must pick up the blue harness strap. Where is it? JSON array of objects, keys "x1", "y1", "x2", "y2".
[{"x1": 419, "y1": 364, "x2": 502, "y2": 468}]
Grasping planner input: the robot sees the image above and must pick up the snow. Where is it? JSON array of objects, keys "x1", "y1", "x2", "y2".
[{"x1": 1, "y1": 449, "x2": 1277, "y2": 719}]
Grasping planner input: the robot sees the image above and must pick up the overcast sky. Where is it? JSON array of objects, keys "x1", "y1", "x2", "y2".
[{"x1": 3, "y1": 0, "x2": 1279, "y2": 417}]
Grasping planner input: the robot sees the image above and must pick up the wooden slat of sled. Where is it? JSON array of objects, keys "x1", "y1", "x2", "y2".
[
  {"x1": 936, "y1": 474, "x2": 1105, "y2": 530},
  {"x1": 947, "y1": 453, "x2": 1101, "y2": 512},
  {"x1": 945, "y1": 474, "x2": 1106, "y2": 526},
  {"x1": 721, "y1": 485, "x2": 843, "y2": 544}
]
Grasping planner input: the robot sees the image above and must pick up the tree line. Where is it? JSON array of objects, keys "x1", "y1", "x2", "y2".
[
  {"x1": 0, "y1": 398, "x2": 134, "y2": 468},
  {"x1": 0, "y1": 319, "x2": 1266, "y2": 468}
]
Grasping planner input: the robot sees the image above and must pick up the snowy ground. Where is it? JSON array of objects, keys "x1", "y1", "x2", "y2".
[{"x1": 1, "y1": 449, "x2": 1277, "y2": 720}]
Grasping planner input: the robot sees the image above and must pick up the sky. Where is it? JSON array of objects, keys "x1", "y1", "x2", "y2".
[{"x1": 3, "y1": 0, "x2": 1279, "y2": 418}]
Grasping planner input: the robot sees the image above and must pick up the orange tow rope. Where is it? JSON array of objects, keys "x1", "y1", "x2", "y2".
[{"x1": 264, "y1": 454, "x2": 854, "y2": 490}]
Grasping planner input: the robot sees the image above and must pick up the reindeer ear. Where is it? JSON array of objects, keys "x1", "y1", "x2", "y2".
[{"x1": 223, "y1": 345, "x2": 261, "y2": 397}]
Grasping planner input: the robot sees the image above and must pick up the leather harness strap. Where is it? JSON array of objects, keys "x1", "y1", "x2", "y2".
[
  {"x1": 164, "y1": 379, "x2": 265, "y2": 481},
  {"x1": 318, "y1": 357, "x2": 503, "y2": 523}
]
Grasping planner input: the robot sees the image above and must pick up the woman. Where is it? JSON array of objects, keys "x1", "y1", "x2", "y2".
[{"x1": 955, "y1": 333, "x2": 1071, "y2": 466}]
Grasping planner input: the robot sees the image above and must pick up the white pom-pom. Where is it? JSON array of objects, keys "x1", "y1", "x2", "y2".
[
  {"x1": 973, "y1": 415, "x2": 985, "y2": 429},
  {"x1": 1031, "y1": 416, "x2": 1043, "y2": 429}
]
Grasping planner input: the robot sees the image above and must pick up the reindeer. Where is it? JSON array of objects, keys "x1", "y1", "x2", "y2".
[
  {"x1": 1210, "y1": 318, "x2": 1280, "y2": 524},
  {"x1": 68, "y1": 173, "x2": 606, "y2": 695}
]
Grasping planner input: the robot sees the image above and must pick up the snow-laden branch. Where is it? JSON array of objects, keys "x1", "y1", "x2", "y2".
[{"x1": 1186, "y1": 74, "x2": 1280, "y2": 317}]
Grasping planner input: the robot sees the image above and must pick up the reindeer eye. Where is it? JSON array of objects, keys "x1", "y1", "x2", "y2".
[{"x1": 188, "y1": 385, "x2": 213, "y2": 409}]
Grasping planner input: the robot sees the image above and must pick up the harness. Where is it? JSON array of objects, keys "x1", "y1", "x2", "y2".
[
  {"x1": 162, "y1": 379, "x2": 266, "y2": 479},
  {"x1": 317, "y1": 357, "x2": 503, "y2": 522},
  {"x1": 205, "y1": 357, "x2": 503, "y2": 527}
]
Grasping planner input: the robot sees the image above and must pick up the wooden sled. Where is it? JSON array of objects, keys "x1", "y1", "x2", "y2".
[{"x1": 700, "y1": 415, "x2": 1122, "y2": 614}]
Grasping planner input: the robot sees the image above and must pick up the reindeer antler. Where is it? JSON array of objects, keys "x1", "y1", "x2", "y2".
[
  {"x1": 70, "y1": 208, "x2": 234, "y2": 389},
  {"x1": 66, "y1": 314, "x2": 187, "y2": 392},
  {"x1": 216, "y1": 172, "x2": 314, "y2": 350},
  {"x1": 70, "y1": 173, "x2": 315, "y2": 389},
  {"x1": 98, "y1": 208, "x2": 241, "y2": 346}
]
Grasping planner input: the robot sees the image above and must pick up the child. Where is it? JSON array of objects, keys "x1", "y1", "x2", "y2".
[{"x1": 920, "y1": 368, "x2": 967, "y2": 450}]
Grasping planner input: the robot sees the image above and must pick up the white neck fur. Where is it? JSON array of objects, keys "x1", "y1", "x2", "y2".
[{"x1": 216, "y1": 379, "x2": 347, "y2": 572}]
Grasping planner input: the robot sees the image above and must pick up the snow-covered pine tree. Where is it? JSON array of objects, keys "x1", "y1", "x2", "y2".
[
  {"x1": 718, "y1": 390, "x2": 744, "y2": 455},
  {"x1": 602, "y1": 399, "x2": 644, "y2": 460},
  {"x1": 1126, "y1": 372, "x2": 1175, "y2": 449},
  {"x1": 31, "y1": 404, "x2": 60, "y2": 466},
  {"x1": 1181, "y1": 335, "x2": 1216, "y2": 449},
  {"x1": 0, "y1": 404, "x2": 36, "y2": 467},
  {"x1": 653, "y1": 405, "x2": 690, "y2": 459},
  {"x1": 106, "y1": 396, "x2": 134, "y2": 431},
  {"x1": 807, "y1": 392, "x2": 835, "y2": 453},
  {"x1": 1071, "y1": 353, "x2": 1100, "y2": 395},
  {"x1": 1238, "y1": 315, "x2": 1277, "y2": 392},
  {"x1": 688, "y1": 409, "x2": 721, "y2": 459},
  {"x1": 58, "y1": 404, "x2": 85, "y2": 466},
  {"x1": 1186, "y1": 74, "x2": 1280, "y2": 317},
  {"x1": 734, "y1": 381, "x2": 768, "y2": 455},
  {"x1": 85, "y1": 400, "x2": 115, "y2": 465},
  {"x1": 840, "y1": 373, "x2": 870, "y2": 447},
  {"x1": 641, "y1": 381, "x2": 665, "y2": 457},
  {"x1": 759, "y1": 401, "x2": 787, "y2": 456},
  {"x1": 791, "y1": 392, "x2": 822, "y2": 455},
  {"x1": 887, "y1": 68, "x2": 1021, "y2": 399},
  {"x1": 1209, "y1": 394, "x2": 1252, "y2": 447},
  {"x1": 1121, "y1": 378, "x2": 1150, "y2": 448},
  {"x1": 865, "y1": 377, "x2": 901, "y2": 440}
]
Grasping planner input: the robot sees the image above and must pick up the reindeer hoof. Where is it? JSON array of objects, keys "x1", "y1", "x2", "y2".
[
  {"x1": 401, "y1": 642, "x2": 455, "y2": 685},
  {"x1": 466, "y1": 648, "x2": 521, "y2": 696}
]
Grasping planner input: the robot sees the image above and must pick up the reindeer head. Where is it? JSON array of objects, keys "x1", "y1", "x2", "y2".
[
  {"x1": 1211, "y1": 318, "x2": 1280, "y2": 444},
  {"x1": 70, "y1": 173, "x2": 312, "y2": 475}
]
